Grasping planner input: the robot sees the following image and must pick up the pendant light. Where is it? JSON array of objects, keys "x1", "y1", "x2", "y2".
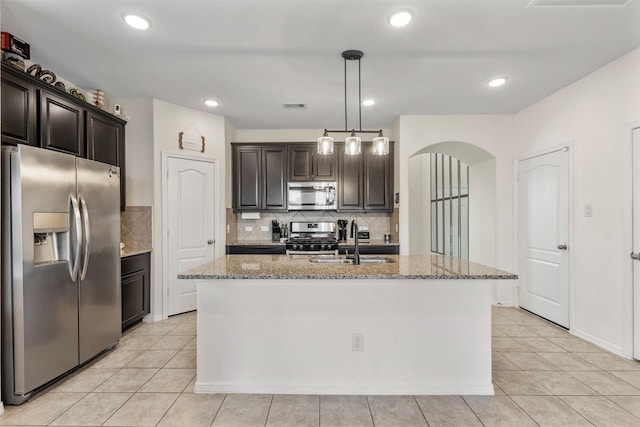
[
  {"x1": 318, "y1": 50, "x2": 388, "y2": 156},
  {"x1": 317, "y1": 130, "x2": 334, "y2": 155}
]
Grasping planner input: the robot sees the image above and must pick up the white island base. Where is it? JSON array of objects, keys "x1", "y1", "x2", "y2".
[{"x1": 195, "y1": 278, "x2": 493, "y2": 396}]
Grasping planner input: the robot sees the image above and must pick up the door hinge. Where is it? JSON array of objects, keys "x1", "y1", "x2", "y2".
[{"x1": 166, "y1": 170, "x2": 169, "y2": 179}]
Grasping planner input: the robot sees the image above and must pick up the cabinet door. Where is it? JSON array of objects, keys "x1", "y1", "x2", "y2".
[
  {"x1": 121, "y1": 253, "x2": 151, "y2": 330},
  {"x1": 288, "y1": 145, "x2": 313, "y2": 181},
  {"x1": 40, "y1": 89, "x2": 84, "y2": 156},
  {"x1": 313, "y1": 150, "x2": 336, "y2": 181},
  {"x1": 1, "y1": 71, "x2": 37, "y2": 146},
  {"x1": 233, "y1": 146, "x2": 261, "y2": 210},
  {"x1": 337, "y1": 144, "x2": 364, "y2": 211},
  {"x1": 86, "y1": 111, "x2": 126, "y2": 209},
  {"x1": 364, "y1": 142, "x2": 393, "y2": 211},
  {"x1": 262, "y1": 146, "x2": 287, "y2": 210}
]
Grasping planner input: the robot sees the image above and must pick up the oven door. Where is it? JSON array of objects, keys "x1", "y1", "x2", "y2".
[{"x1": 287, "y1": 182, "x2": 336, "y2": 210}]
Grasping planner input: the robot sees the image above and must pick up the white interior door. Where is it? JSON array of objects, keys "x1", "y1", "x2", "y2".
[
  {"x1": 518, "y1": 148, "x2": 570, "y2": 328},
  {"x1": 167, "y1": 156, "x2": 215, "y2": 315},
  {"x1": 631, "y1": 127, "x2": 640, "y2": 359}
]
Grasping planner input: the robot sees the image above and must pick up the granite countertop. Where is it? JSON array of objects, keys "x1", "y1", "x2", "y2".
[
  {"x1": 227, "y1": 240, "x2": 399, "y2": 246},
  {"x1": 179, "y1": 254, "x2": 517, "y2": 280},
  {"x1": 226, "y1": 240, "x2": 285, "y2": 246},
  {"x1": 121, "y1": 243, "x2": 153, "y2": 258}
]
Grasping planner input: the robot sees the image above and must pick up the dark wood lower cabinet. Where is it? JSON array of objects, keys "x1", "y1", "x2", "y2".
[{"x1": 121, "y1": 252, "x2": 150, "y2": 330}]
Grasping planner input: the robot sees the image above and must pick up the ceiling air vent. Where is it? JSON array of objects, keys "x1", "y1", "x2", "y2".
[
  {"x1": 282, "y1": 103, "x2": 307, "y2": 110},
  {"x1": 526, "y1": 0, "x2": 630, "y2": 6}
]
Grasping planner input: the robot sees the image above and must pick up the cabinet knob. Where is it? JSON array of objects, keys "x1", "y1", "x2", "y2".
[{"x1": 207, "y1": 239, "x2": 214, "y2": 245}]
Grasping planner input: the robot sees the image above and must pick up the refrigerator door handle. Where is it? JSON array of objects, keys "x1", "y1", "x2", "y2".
[
  {"x1": 79, "y1": 194, "x2": 91, "y2": 281},
  {"x1": 69, "y1": 193, "x2": 82, "y2": 281}
]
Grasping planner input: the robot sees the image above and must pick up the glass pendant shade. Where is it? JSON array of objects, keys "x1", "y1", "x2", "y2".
[
  {"x1": 317, "y1": 136, "x2": 334, "y2": 155},
  {"x1": 344, "y1": 135, "x2": 362, "y2": 155},
  {"x1": 372, "y1": 136, "x2": 390, "y2": 155}
]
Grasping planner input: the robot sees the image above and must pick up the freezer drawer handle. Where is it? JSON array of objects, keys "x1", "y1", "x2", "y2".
[
  {"x1": 79, "y1": 194, "x2": 91, "y2": 281},
  {"x1": 69, "y1": 194, "x2": 82, "y2": 281}
]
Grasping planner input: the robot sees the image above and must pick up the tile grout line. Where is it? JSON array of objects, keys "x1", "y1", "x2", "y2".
[
  {"x1": 365, "y1": 395, "x2": 376, "y2": 427},
  {"x1": 263, "y1": 394, "x2": 274, "y2": 427},
  {"x1": 208, "y1": 393, "x2": 228, "y2": 427},
  {"x1": 411, "y1": 395, "x2": 430, "y2": 426}
]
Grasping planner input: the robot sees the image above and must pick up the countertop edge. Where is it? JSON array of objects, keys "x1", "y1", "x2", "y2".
[
  {"x1": 179, "y1": 273, "x2": 518, "y2": 280},
  {"x1": 121, "y1": 248, "x2": 153, "y2": 258}
]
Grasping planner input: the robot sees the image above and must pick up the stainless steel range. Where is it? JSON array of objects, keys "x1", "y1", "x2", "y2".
[{"x1": 285, "y1": 221, "x2": 339, "y2": 255}]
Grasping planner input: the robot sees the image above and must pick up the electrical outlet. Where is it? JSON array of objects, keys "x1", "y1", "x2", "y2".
[
  {"x1": 261, "y1": 226, "x2": 269, "y2": 232},
  {"x1": 359, "y1": 226, "x2": 369, "y2": 231},
  {"x1": 352, "y1": 333, "x2": 364, "y2": 351},
  {"x1": 226, "y1": 224, "x2": 230, "y2": 234},
  {"x1": 245, "y1": 226, "x2": 253, "y2": 232}
]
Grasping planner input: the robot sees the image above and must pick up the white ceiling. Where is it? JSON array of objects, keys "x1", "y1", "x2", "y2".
[{"x1": 2, "y1": 0, "x2": 639, "y2": 130}]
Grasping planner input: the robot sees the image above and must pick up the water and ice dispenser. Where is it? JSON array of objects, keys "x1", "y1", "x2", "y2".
[{"x1": 32, "y1": 212, "x2": 70, "y2": 265}]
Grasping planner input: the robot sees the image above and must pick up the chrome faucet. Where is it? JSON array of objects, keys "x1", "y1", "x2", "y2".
[{"x1": 347, "y1": 220, "x2": 360, "y2": 265}]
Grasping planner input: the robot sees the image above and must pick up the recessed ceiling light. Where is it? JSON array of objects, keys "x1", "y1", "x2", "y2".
[
  {"x1": 388, "y1": 9, "x2": 414, "y2": 27},
  {"x1": 487, "y1": 77, "x2": 507, "y2": 87},
  {"x1": 204, "y1": 99, "x2": 219, "y2": 107},
  {"x1": 123, "y1": 13, "x2": 151, "y2": 30},
  {"x1": 362, "y1": 99, "x2": 376, "y2": 106}
]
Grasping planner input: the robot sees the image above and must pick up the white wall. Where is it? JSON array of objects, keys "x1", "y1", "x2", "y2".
[
  {"x1": 513, "y1": 47, "x2": 640, "y2": 357},
  {"x1": 408, "y1": 155, "x2": 430, "y2": 254},
  {"x1": 397, "y1": 115, "x2": 516, "y2": 283},
  {"x1": 111, "y1": 98, "x2": 154, "y2": 206},
  {"x1": 151, "y1": 99, "x2": 227, "y2": 319}
]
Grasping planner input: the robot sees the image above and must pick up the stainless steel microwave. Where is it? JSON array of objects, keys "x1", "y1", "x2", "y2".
[{"x1": 287, "y1": 182, "x2": 337, "y2": 210}]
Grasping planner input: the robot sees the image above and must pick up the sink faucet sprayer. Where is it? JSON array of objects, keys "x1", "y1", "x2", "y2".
[{"x1": 347, "y1": 220, "x2": 360, "y2": 265}]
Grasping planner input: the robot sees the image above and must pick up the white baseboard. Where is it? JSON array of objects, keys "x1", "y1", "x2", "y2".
[
  {"x1": 143, "y1": 314, "x2": 163, "y2": 323},
  {"x1": 572, "y1": 328, "x2": 626, "y2": 358},
  {"x1": 194, "y1": 382, "x2": 495, "y2": 396}
]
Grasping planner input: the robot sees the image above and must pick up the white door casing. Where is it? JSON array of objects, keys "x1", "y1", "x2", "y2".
[
  {"x1": 518, "y1": 147, "x2": 570, "y2": 328},
  {"x1": 631, "y1": 127, "x2": 640, "y2": 359},
  {"x1": 165, "y1": 154, "x2": 216, "y2": 316}
]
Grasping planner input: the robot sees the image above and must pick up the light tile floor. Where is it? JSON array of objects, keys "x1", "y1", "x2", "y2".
[{"x1": 1, "y1": 306, "x2": 640, "y2": 426}]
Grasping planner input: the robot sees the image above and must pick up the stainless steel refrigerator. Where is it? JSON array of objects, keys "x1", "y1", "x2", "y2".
[{"x1": 1, "y1": 144, "x2": 121, "y2": 405}]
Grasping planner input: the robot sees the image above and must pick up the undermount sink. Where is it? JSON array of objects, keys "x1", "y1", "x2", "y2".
[
  {"x1": 309, "y1": 255, "x2": 396, "y2": 264},
  {"x1": 309, "y1": 255, "x2": 351, "y2": 264},
  {"x1": 358, "y1": 256, "x2": 396, "y2": 263}
]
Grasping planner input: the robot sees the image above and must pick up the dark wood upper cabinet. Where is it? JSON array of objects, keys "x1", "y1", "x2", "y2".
[
  {"x1": 1, "y1": 64, "x2": 128, "y2": 210},
  {"x1": 233, "y1": 141, "x2": 392, "y2": 212},
  {"x1": 86, "y1": 111, "x2": 126, "y2": 209},
  {"x1": 40, "y1": 88, "x2": 84, "y2": 156},
  {"x1": 234, "y1": 146, "x2": 261, "y2": 210},
  {"x1": 338, "y1": 141, "x2": 394, "y2": 212},
  {"x1": 1, "y1": 68, "x2": 37, "y2": 146},
  {"x1": 233, "y1": 144, "x2": 287, "y2": 212},
  {"x1": 364, "y1": 142, "x2": 393, "y2": 211},
  {"x1": 262, "y1": 146, "x2": 287, "y2": 210},
  {"x1": 288, "y1": 144, "x2": 335, "y2": 181},
  {"x1": 337, "y1": 143, "x2": 363, "y2": 210}
]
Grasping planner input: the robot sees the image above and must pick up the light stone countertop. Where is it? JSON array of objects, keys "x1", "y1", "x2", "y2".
[
  {"x1": 121, "y1": 243, "x2": 152, "y2": 258},
  {"x1": 178, "y1": 254, "x2": 517, "y2": 280}
]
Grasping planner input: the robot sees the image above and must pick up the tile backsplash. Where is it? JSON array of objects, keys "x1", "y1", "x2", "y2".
[
  {"x1": 121, "y1": 206, "x2": 152, "y2": 251},
  {"x1": 231, "y1": 210, "x2": 392, "y2": 243}
]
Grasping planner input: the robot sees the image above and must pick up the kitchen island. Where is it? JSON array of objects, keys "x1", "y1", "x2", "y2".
[{"x1": 179, "y1": 254, "x2": 516, "y2": 396}]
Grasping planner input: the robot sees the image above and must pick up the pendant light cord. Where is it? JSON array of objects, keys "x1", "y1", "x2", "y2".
[
  {"x1": 358, "y1": 57, "x2": 362, "y2": 132},
  {"x1": 344, "y1": 56, "x2": 348, "y2": 131}
]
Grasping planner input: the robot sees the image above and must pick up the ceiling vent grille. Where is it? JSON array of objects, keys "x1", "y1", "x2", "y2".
[
  {"x1": 282, "y1": 103, "x2": 307, "y2": 110},
  {"x1": 526, "y1": 0, "x2": 630, "y2": 6}
]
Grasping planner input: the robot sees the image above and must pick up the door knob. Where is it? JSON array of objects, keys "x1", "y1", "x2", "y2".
[
  {"x1": 631, "y1": 252, "x2": 640, "y2": 261},
  {"x1": 207, "y1": 239, "x2": 214, "y2": 245},
  {"x1": 557, "y1": 244, "x2": 567, "y2": 250}
]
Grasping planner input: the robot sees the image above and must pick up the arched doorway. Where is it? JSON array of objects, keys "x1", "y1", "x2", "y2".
[{"x1": 408, "y1": 141, "x2": 496, "y2": 268}]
